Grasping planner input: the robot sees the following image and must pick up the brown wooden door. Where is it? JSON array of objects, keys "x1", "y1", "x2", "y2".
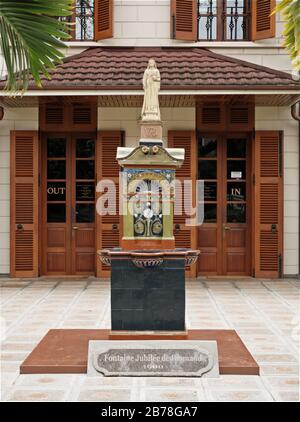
[
  {"x1": 42, "y1": 134, "x2": 96, "y2": 275},
  {"x1": 198, "y1": 134, "x2": 251, "y2": 276}
]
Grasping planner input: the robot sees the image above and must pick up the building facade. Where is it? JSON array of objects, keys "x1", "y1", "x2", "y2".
[{"x1": 0, "y1": 0, "x2": 299, "y2": 279}]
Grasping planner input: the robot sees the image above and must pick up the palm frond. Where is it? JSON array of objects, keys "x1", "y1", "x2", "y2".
[
  {"x1": 0, "y1": 0, "x2": 73, "y2": 93},
  {"x1": 273, "y1": 0, "x2": 300, "y2": 70}
]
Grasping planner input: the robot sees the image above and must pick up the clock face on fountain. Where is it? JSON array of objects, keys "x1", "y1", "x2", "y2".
[
  {"x1": 152, "y1": 220, "x2": 163, "y2": 236},
  {"x1": 134, "y1": 220, "x2": 145, "y2": 236},
  {"x1": 133, "y1": 179, "x2": 163, "y2": 238}
]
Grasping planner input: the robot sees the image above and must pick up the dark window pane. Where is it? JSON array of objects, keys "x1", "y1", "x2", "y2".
[
  {"x1": 198, "y1": 138, "x2": 217, "y2": 157},
  {"x1": 204, "y1": 182, "x2": 217, "y2": 201},
  {"x1": 204, "y1": 204, "x2": 217, "y2": 223},
  {"x1": 47, "y1": 204, "x2": 66, "y2": 223},
  {"x1": 227, "y1": 160, "x2": 246, "y2": 179},
  {"x1": 47, "y1": 182, "x2": 66, "y2": 201},
  {"x1": 227, "y1": 204, "x2": 246, "y2": 223},
  {"x1": 47, "y1": 160, "x2": 66, "y2": 179},
  {"x1": 227, "y1": 182, "x2": 246, "y2": 201},
  {"x1": 76, "y1": 138, "x2": 95, "y2": 158},
  {"x1": 76, "y1": 182, "x2": 95, "y2": 201},
  {"x1": 227, "y1": 138, "x2": 246, "y2": 158},
  {"x1": 76, "y1": 160, "x2": 95, "y2": 179},
  {"x1": 47, "y1": 138, "x2": 66, "y2": 158},
  {"x1": 76, "y1": 204, "x2": 95, "y2": 223},
  {"x1": 199, "y1": 160, "x2": 217, "y2": 180}
]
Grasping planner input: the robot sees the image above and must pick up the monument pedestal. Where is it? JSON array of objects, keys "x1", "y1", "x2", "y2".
[
  {"x1": 20, "y1": 329, "x2": 260, "y2": 375},
  {"x1": 111, "y1": 257, "x2": 185, "y2": 332}
]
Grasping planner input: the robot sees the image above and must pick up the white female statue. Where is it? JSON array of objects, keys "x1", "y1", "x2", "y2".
[{"x1": 141, "y1": 59, "x2": 161, "y2": 122}]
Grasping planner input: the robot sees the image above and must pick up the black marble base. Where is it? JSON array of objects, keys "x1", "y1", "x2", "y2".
[{"x1": 111, "y1": 258, "x2": 185, "y2": 331}]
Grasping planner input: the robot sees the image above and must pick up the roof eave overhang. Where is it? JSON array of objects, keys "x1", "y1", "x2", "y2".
[{"x1": 0, "y1": 88, "x2": 299, "y2": 96}]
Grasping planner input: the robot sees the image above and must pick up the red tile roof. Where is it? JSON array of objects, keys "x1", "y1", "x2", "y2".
[{"x1": 3, "y1": 47, "x2": 300, "y2": 91}]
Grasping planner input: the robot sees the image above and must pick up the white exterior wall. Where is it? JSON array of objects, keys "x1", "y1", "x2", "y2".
[
  {"x1": 0, "y1": 0, "x2": 298, "y2": 276},
  {"x1": 0, "y1": 0, "x2": 294, "y2": 74},
  {"x1": 0, "y1": 108, "x2": 39, "y2": 275},
  {"x1": 60, "y1": 0, "x2": 292, "y2": 73}
]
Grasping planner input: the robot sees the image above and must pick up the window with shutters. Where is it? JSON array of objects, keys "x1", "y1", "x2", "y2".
[
  {"x1": 60, "y1": 0, "x2": 113, "y2": 41},
  {"x1": 198, "y1": 0, "x2": 250, "y2": 41},
  {"x1": 172, "y1": 0, "x2": 276, "y2": 41}
]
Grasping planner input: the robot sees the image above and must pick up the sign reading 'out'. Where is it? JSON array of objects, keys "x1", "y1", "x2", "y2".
[{"x1": 47, "y1": 183, "x2": 66, "y2": 201}]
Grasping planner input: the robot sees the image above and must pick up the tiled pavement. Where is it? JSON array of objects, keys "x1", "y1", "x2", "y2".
[{"x1": 0, "y1": 278, "x2": 299, "y2": 402}]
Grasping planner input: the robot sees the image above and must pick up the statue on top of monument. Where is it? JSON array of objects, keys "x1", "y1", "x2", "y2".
[{"x1": 141, "y1": 59, "x2": 161, "y2": 122}]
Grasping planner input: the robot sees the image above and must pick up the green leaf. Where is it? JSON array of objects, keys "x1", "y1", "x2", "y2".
[
  {"x1": 273, "y1": 0, "x2": 300, "y2": 71},
  {"x1": 0, "y1": 0, "x2": 73, "y2": 93}
]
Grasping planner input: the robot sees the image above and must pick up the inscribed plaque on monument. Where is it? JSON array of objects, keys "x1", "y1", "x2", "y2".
[{"x1": 87, "y1": 341, "x2": 219, "y2": 378}]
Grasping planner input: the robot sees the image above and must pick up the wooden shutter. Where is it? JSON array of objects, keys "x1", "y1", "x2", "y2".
[
  {"x1": 197, "y1": 102, "x2": 254, "y2": 131},
  {"x1": 94, "y1": 0, "x2": 113, "y2": 40},
  {"x1": 40, "y1": 102, "x2": 97, "y2": 132},
  {"x1": 252, "y1": 0, "x2": 276, "y2": 41},
  {"x1": 40, "y1": 103, "x2": 66, "y2": 131},
  {"x1": 254, "y1": 131, "x2": 283, "y2": 278},
  {"x1": 171, "y1": 0, "x2": 197, "y2": 41},
  {"x1": 168, "y1": 131, "x2": 197, "y2": 277},
  {"x1": 10, "y1": 131, "x2": 39, "y2": 277},
  {"x1": 197, "y1": 103, "x2": 225, "y2": 131},
  {"x1": 71, "y1": 102, "x2": 97, "y2": 131},
  {"x1": 96, "y1": 131, "x2": 123, "y2": 277},
  {"x1": 227, "y1": 104, "x2": 254, "y2": 131}
]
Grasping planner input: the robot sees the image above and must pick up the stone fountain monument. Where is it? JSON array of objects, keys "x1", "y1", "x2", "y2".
[
  {"x1": 98, "y1": 59, "x2": 200, "y2": 335},
  {"x1": 19, "y1": 61, "x2": 258, "y2": 378}
]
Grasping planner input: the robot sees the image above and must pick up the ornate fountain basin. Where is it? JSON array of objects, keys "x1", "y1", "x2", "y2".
[
  {"x1": 97, "y1": 248, "x2": 200, "y2": 268},
  {"x1": 131, "y1": 252, "x2": 164, "y2": 269}
]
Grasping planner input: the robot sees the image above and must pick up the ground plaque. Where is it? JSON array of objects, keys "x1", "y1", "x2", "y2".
[{"x1": 87, "y1": 341, "x2": 219, "y2": 378}]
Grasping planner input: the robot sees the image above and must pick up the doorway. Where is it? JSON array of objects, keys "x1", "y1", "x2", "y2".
[
  {"x1": 41, "y1": 133, "x2": 96, "y2": 275},
  {"x1": 197, "y1": 133, "x2": 252, "y2": 276}
]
